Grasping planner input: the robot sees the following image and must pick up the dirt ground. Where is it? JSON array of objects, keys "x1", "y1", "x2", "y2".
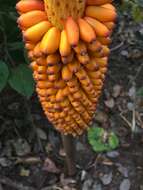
[{"x1": 0, "y1": 10, "x2": 143, "y2": 190}]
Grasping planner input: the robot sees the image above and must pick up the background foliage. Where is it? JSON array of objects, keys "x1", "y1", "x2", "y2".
[{"x1": 0, "y1": 0, "x2": 34, "y2": 98}]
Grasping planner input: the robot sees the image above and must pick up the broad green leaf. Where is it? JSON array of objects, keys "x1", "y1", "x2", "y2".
[
  {"x1": 109, "y1": 133, "x2": 119, "y2": 149},
  {"x1": 0, "y1": 61, "x2": 9, "y2": 92},
  {"x1": 24, "y1": 49, "x2": 30, "y2": 65},
  {"x1": 9, "y1": 64, "x2": 34, "y2": 97}
]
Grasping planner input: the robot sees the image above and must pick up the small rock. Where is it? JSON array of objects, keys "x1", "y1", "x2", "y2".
[
  {"x1": 113, "y1": 85, "x2": 122, "y2": 98},
  {"x1": 0, "y1": 157, "x2": 11, "y2": 167},
  {"x1": 100, "y1": 172, "x2": 112, "y2": 185},
  {"x1": 121, "y1": 50, "x2": 129, "y2": 57},
  {"x1": 8, "y1": 102, "x2": 20, "y2": 110},
  {"x1": 94, "y1": 111, "x2": 108, "y2": 124},
  {"x1": 107, "y1": 151, "x2": 120, "y2": 158},
  {"x1": 82, "y1": 179, "x2": 93, "y2": 190},
  {"x1": 128, "y1": 86, "x2": 136, "y2": 99},
  {"x1": 81, "y1": 170, "x2": 87, "y2": 181},
  {"x1": 117, "y1": 164, "x2": 128, "y2": 177},
  {"x1": 104, "y1": 98, "x2": 115, "y2": 109},
  {"x1": 13, "y1": 139, "x2": 31, "y2": 156},
  {"x1": 92, "y1": 182, "x2": 102, "y2": 190},
  {"x1": 76, "y1": 142, "x2": 85, "y2": 151},
  {"x1": 59, "y1": 148, "x2": 66, "y2": 157},
  {"x1": 37, "y1": 128, "x2": 47, "y2": 140},
  {"x1": 127, "y1": 102, "x2": 134, "y2": 111},
  {"x1": 120, "y1": 179, "x2": 131, "y2": 190}
]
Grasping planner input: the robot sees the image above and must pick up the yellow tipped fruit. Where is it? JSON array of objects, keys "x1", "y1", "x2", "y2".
[
  {"x1": 16, "y1": 0, "x2": 44, "y2": 13},
  {"x1": 85, "y1": 6, "x2": 117, "y2": 22},
  {"x1": 60, "y1": 30, "x2": 71, "y2": 57},
  {"x1": 40, "y1": 27, "x2": 61, "y2": 54},
  {"x1": 85, "y1": 17, "x2": 110, "y2": 37},
  {"x1": 24, "y1": 21, "x2": 52, "y2": 43},
  {"x1": 78, "y1": 18, "x2": 96, "y2": 43},
  {"x1": 18, "y1": 10, "x2": 47, "y2": 29},
  {"x1": 65, "y1": 17, "x2": 79, "y2": 47}
]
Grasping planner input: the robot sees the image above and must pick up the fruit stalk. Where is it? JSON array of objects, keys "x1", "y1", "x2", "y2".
[{"x1": 62, "y1": 134, "x2": 76, "y2": 176}]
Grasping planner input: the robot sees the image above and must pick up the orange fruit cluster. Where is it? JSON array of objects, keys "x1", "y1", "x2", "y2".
[{"x1": 16, "y1": 0, "x2": 117, "y2": 136}]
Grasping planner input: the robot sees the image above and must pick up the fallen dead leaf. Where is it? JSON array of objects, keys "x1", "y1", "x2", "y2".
[
  {"x1": 20, "y1": 167, "x2": 30, "y2": 177},
  {"x1": 43, "y1": 158, "x2": 60, "y2": 174}
]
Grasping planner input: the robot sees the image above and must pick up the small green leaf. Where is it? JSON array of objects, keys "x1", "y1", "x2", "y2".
[
  {"x1": 8, "y1": 64, "x2": 34, "y2": 97},
  {"x1": 88, "y1": 125, "x2": 104, "y2": 140},
  {"x1": 137, "y1": 87, "x2": 143, "y2": 97},
  {"x1": 0, "y1": 61, "x2": 9, "y2": 92},
  {"x1": 109, "y1": 132, "x2": 119, "y2": 149},
  {"x1": 88, "y1": 126, "x2": 119, "y2": 153},
  {"x1": 92, "y1": 140, "x2": 110, "y2": 152}
]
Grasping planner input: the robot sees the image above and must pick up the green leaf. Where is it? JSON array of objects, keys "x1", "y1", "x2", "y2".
[
  {"x1": 88, "y1": 125, "x2": 104, "y2": 140},
  {"x1": 9, "y1": 64, "x2": 34, "y2": 97},
  {"x1": 0, "y1": 61, "x2": 9, "y2": 92},
  {"x1": 24, "y1": 49, "x2": 30, "y2": 65},
  {"x1": 109, "y1": 132, "x2": 119, "y2": 149},
  {"x1": 88, "y1": 126, "x2": 119, "y2": 153},
  {"x1": 137, "y1": 87, "x2": 143, "y2": 96},
  {"x1": 92, "y1": 140, "x2": 110, "y2": 152}
]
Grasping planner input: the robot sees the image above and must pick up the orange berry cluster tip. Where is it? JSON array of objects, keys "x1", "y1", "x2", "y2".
[{"x1": 16, "y1": 0, "x2": 117, "y2": 136}]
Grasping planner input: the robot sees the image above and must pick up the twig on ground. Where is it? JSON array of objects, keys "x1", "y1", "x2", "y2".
[
  {"x1": 15, "y1": 156, "x2": 42, "y2": 164},
  {"x1": 120, "y1": 113, "x2": 132, "y2": 129},
  {"x1": 136, "y1": 111, "x2": 143, "y2": 128},
  {"x1": 132, "y1": 106, "x2": 136, "y2": 135},
  {"x1": 87, "y1": 153, "x2": 102, "y2": 170},
  {"x1": 0, "y1": 176, "x2": 35, "y2": 190},
  {"x1": 41, "y1": 186, "x2": 63, "y2": 190},
  {"x1": 111, "y1": 41, "x2": 124, "y2": 52}
]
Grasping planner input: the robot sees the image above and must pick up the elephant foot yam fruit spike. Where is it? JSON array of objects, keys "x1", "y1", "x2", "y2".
[{"x1": 16, "y1": 0, "x2": 117, "y2": 136}]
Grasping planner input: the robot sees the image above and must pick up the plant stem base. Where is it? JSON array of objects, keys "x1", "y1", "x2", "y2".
[{"x1": 62, "y1": 134, "x2": 76, "y2": 176}]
